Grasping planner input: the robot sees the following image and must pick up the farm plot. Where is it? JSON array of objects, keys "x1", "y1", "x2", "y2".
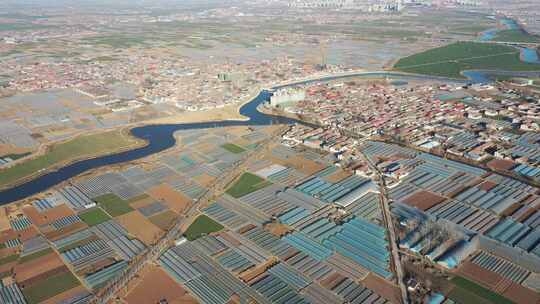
[
  {"x1": 448, "y1": 276, "x2": 513, "y2": 304},
  {"x1": 116, "y1": 211, "x2": 163, "y2": 245},
  {"x1": 124, "y1": 265, "x2": 198, "y2": 304},
  {"x1": 226, "y1": 173, "x2": 271, "y2": 198},
  {"x1": 79, "y1": 208, "x2": 111, "y2": 226},
  {"x1": 21, "y1": 271, "x2": 80, "y2": 304},
  {"x1": 147, "y1": 184, "x2": 192, "y2": 214},
  {"x1": 183, "y1": 215, "x2": 224, "y2": 241},
  {"x1": 221, "y1": 143, "x2": 246, "y2": 154},
  {"x1": 93, "y1": 194, "x2": 133, "y2": 217},
  {"x1": 394, "y1": 42, "x2": 540, "y2": 79}
]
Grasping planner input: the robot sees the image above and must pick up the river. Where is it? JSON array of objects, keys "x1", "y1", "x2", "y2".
[
  {"x1": 478, "y1": 18, "x2": 520, "y2": 41},
  {"x1": 469, "y1": 18, "x2": 540, "y2": 82},
  {"x1": 0, "y1": 71, "x2": 473, "y2": 204},
  {"x1": 3, "y1": 21, "x2": 540, "y2": 204},
  {"x1": 478, "y1": 18, "x2": 540, "y2": 65}
]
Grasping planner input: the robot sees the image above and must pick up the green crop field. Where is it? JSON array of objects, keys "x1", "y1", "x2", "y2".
[
  {"x1": 394, "y1": 42, "x2": 540, "y2": 79},
  {"x1": 226, "y1": 172, "x2": 271, "y2": 198},
  {"x1": 0, "y1": 130, "x2": 139, "y2": 189},
  {"x1": 493, "y1": 29, "x2": 540, "y2": 43},
  {"x1": 183, "y1": 215, "x2": 224, "y2": 241},
  {"x1": 94, "y1": 194, "x2": 134, "y2": 217},
  {"x1": 22, "y1": 271, "x2": 80, "y2": 304},
  {"x1": 221, "y1": 143, "x2": 246, "y2": 154},
  {"x1": 79, "y1": 208, "x2": 112, "y2": 226},
  {"x1": 448, "y1": 276, "x2": 513, "y2": 304}
]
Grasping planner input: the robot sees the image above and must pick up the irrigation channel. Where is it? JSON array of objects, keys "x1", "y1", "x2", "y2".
[{"x1": 0, "y1": 70, "x2": 529, "y2": 204}]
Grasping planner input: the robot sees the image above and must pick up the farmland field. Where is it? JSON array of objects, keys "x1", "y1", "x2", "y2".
[
  {"x1": 149, "y1": 210, "x2": 178, "y2": 230},
  {"x1": 493, "y1": 29, "x2": 540, "y2": 43},
  {"x1": 94, "y1": 194, "x2": 134, "y2": 217},
  {"x1": 18, "y1": 248, "x2": 54, "y2": 264},
  {"x1": 448, "y1": 276, "x2": 513, "y2": 304},
  {"x1": 225, "y1": 172, "x2": 271, "y2": 198},
  {"x1": 183, "y1": 215, "x2": 223, "y2": 241},
  {"x1": 221, "y1": 143, "x2": 246, "y2": 154},
  {"x1": 394, "y1": 42, "x2": 540, "y2": 78},
  {"x1": 21, "y1": 271, "x2": 80, "y2": 304},
  {"x1": 117, "y1": 211, "x2": 162, "y2": 245},
  {"x1": 0, "y1": 130, "x2": 140, "y2": 188},
  {"x1": 125, "y1": 265, "x2": 198, "y2": 304},
  {"x1": 79, "y1": 208, "x2": 112, "y2": 226}
]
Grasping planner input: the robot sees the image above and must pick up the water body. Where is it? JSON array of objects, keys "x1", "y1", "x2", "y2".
[
  {"x1": 477, "y1": 17, "x2": 539, "y2": 63},
  {"x1": 478, "y1": 29, "x2": 498, "y2": 42},
  {"x1": 466, "y1": 46, "x2": 540, "y2": 82},
  {"x1": 478, "y1": 18, "x2": 520, "y2": 41},
  {"x1": 0, "y1": 72, "x2": 471, "y2": 204},
  {"x1": 501, "y1": 18, "x2": 520, "y2": 30},
  {"x1": 521, "y1": 47, "x2": 540, "y2": 64},
  {"x1": 474, "y1": 18, "x2": 540, "y2": 81},
  {"x1": 462, "y1": 71, "x2": 491, "y2": 83}
]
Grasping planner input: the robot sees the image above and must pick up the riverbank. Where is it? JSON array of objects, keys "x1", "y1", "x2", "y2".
[
  {"x1": 0, "y1": 86, "x2": 268, "y2": 192},
  {"x1": 0, "y1": 70, "x2": 495, "y2": 204},
  {"x1": 0, "y1": 128, "x2": 145, "y2": 191}
]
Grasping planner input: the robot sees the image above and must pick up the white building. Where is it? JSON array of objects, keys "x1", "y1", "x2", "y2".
[{"x1": 270, "y1": 88, "x2": 306, "y2": 107}]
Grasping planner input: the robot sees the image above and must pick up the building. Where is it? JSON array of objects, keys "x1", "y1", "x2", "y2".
[
  {"x1": 270, "y1": 88, "x2": 306, "y2": 107},
  {"x1": 288, "y1": 0, "x2": 404, "y2": 11}
]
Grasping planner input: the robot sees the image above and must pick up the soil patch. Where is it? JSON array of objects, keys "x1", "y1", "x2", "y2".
[
  {"x1": 116, "y1": 211, "x2": 163, "y2": 245},
  {"x1": 147, "y1": 184, "x2": 192, "y2": 214},
  {"x1": 125, "y1": 265, "x2": 198, "y2": 304}
]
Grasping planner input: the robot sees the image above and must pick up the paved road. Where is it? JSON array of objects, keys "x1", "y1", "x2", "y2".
[{"x1": 359, "y1": 150, "x2": 409, "y2": 304}]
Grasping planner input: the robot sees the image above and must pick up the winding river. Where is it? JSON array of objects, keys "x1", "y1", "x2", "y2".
[
  {"x1": 2, "y1": 17, "x2": 540, "y2": 205},
  {"x1": 0, "y1": 63, "x2": 538, "y2": 206},
  {"x1": 0, "y1": 72, "x2": 473, "y2": 204}
]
